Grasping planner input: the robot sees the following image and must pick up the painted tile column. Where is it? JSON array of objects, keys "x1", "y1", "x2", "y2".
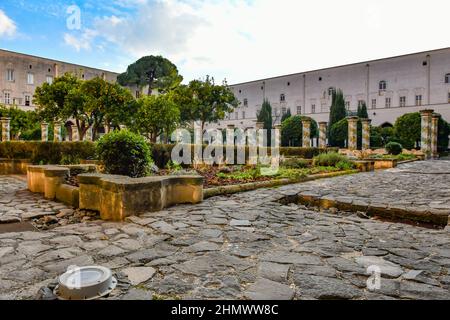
[
  {"x1": 41, "y1": 122, "x2": 49, "y2": 142},
  {"x1": 420, "y1": 109, "x2": 433, "y2": 158},
  {"x1": 53, "y1": 122, "x2": 62, "y2": 142},
  {"x1": 347, "y1": 116, "x2": 359, "y2": 151},
  {"x1": 71, "y1": 125, "x2": 79, "y2": 142},
  {"x1": 361, "y1": 118, "x2": 371, "y2": 150},
  {"x1": 302, "y1": 118, "x2": 311, "y2": 147},
  {"x1": 318, "y1": 122, "x2": 327, "y2": 148},
  {"x1": 431, "y1": 113, "x2": 440, "y2": 159},
  {"x1": 1, "y1": 117, "x2": 11, "y2": 141}
]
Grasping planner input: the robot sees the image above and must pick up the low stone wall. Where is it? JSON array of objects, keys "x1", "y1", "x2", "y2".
[
  {"x1": 353, "y1": 160, "x2": 375, "y2": 172},
  {"x1": 27, "y1": 165, "x2": 204, "y2": 221},
  {"x1": 78, "y1": 174, "x2": 203, "y2": 221},
  {"x1": 0, "y1": 158, "x2": 31, "y2": 175},
  {"x1": 27, "y1": 164, "x2": 96, "y2": 208},
  {"x1": 364, "y1": 158, "x2": 398, "y2": 169}
]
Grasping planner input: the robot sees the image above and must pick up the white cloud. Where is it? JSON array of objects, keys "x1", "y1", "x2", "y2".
[
  {"x1": 63, "y1": 29, "x2": 97, "y2": 51},
  {"x1": 0, "y1": 9, "x2": 17, "y2": 38},
  {"x1": 66, "y1": 0, "x2": 450, "y2": 83}
]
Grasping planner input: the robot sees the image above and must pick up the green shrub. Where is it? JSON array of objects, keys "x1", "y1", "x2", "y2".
[
  {"x1": 281, "y1": 158, "x2": 310, "y2": 169},
  {"x1": 385, "y1": 142, "x2": 403, "y2": 155},
  {"x1": 329, "y1": 118, "x2": 363, "y2": 149},
  {"x1": 313, "y1": 152, "x2": 352, "y2": 168},
  {"x1": 0, "y1": 141, "x2": 96, "y2": 164},
  {"x1": 96, "y1": 130, "x2": 152, "y2": 178},
  {"x1": 97, "y1": 130, "x2": 152, "y2": 178},
  {"x1": 281, "y1": 115, "x2": 318, "y2": 147}
]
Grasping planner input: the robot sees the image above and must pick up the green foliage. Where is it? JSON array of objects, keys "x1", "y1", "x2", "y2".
[
  {"x1": 96, "y1": 130, "x2": 152, "y2": 178},
  {"x1": 357, "y1": 102, "x2": 369, "y2": 119},
  {"x1": 0, "y1": 105, "x2": 42, "y2": 140},
  {"x1": 281, "y1": 108, "x2": 292, "y2": 123},
  {"x1": 281, "y1": 158, "x2": 310, "y2": 169},
  {"x1": 173, "y1": 76, "x2": 238, "y2": 130},
  {"x1": 313, "y1": 152, "x2": 353, "y2": 168},
  {"x1": 394, "y1": 113, "x2": 421, "y2": 149},
  {"x1": 131, "y1": 94, "x2": 180, "y2": 143},
  {"x1": 165, "y1": 160, "x2": 183, "y2": 171},
  {"x1": 34, "y1": 74, "x2": 135, "y2": 140},
  {"x1": 328, "y1": 89, "x2": 347, "y2": 145},
  {"x1": 0, "y1": 141, "x2": 96, "y2": 164},
  {"x1": 370, "y1": 126, "x2": 397, "y2": 148},
  {"x1": 257, "y1": 99, "x2": 273, "y2": 130},
  {"x1": 281, "y1": 115, "x2": 318, "y2": 147},
  {"x1": 329, "y1": 118, "x2": 364, "y2": 149},
  {"x1": 385, "y1": 142, "x2": 403, "y2": 155},
  {"x1": 33, "y1": 73, "x2": 81, "y2": 122},
  {"x1": 394, "y1": 112, "x2": 449, "y2": 151},
  {"x1": 117, "y1": 55, "x2": 183, "y2": 93}
]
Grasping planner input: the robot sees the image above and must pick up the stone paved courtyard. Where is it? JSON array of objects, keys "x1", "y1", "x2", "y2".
[{"x1": 1, "y1": 161, "x2": 450, "y2": 300}]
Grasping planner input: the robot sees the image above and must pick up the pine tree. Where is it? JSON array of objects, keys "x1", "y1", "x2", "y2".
[
  {"x1": 328, "y1": 89, "x2": 347, "y2": 146},
  {"x1": 281, "y1": 108, "x2": 292, "y2": 123}
]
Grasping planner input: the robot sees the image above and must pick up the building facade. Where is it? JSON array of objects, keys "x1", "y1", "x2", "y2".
[
  {"x1": 0, "y1": 49, "x2": 118, "y2": 111},
  {"x1": 206, "y1": 48, "x2": 450, "y2": 130}
]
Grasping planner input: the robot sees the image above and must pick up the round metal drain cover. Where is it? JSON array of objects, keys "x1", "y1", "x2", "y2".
[{"x1": 54, "y1": 266, "x2": 117, "y2": 300}]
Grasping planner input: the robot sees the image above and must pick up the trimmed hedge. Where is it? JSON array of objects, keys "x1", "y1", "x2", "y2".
[
  {"x1": 0, "y1": 141, "x2": 96, "y2": 164},
  {"x1": 0, "y1": 141, "x2": 338, "y2": 167}
]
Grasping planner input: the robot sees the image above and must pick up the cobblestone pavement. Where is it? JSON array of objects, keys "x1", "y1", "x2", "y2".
[
  {"x1": 291, "y1": 160, "x2": 450, "y2": 218},
  {"x1": 1, "y1": 161, "x2": 450, "y2": 300}
]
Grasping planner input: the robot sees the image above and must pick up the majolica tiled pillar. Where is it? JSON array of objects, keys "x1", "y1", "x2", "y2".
[
  {"x1": 361, "y1": 118, "x2": 371, "y2": 150},
  {"x1": 431, "y1": 113, "x2": 440, "y2": 159},
  {"x1": 41, "y1": 122, "x2": 49, "y2": 142},
  {"x1": 420, "y1": 109, "x2": 433, "y2": 158},
  {"x1": 53, "y1": 122, "x2": 62, "y2": 142},
  {"x1": 71, "y1": 125, "x2": 79, "y2": 142},
  {"x1": 85, "y1": 126, "x2": 93, "y2": 142},
  {"x1": 302, "y1": 118, "x2": 311, "y2": 147},
  {"x1": 347, "y1": 116, "x2": 359, "y2": 151},
  {"x1": 274, "y1": 124, "x2": 282, "y2": 147},
  {"x1": 318, "y1": 122, "x2": 327, "y2": 148},
  {"x1": 1, "y1": 117, "x2": 11, "y2": 141}
]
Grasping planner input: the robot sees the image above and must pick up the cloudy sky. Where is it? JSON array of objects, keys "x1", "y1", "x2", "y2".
[{"x1": 0, "y1": 0, "x2": 449, "y2": 84}]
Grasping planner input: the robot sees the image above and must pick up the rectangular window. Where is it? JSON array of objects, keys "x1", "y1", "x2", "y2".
[
  {"x1": 371, "y1": 99, "x2": 377, "y2": 109},
  {"x1": 280, "y1": 94, "x2": 286, "y2": 102},
  {"x1": 25, "y1": 95, "x2": 31, "y2": 106},
  {"x1": 7, "y1": 69, "x2": 14, "y2": 81},
  {"x1": 385, "y1": 98, "x2": 391, "y2": 108},
  {"x1": 311, "y1": 104, "x2": 316, "y2": 114},
  {"x1": 243, "y1": 98, "x2": 248, "y2": 107},
  {"x1": 358, "y1": 100, "x2": 365, "y2": 108},
  {"x1": 400, "y1": 96, "x2": 406, "y2": 107},
  {"x1": 27, "y1": 73, "x2": 34, "y2": 85},
  {"x1": 4, "y1": 93, "x2": 11, "y2": 105},
  {"x1": 448, "y1": 92, "x2": 450, "y2": 103},
  {"x1": 415, "y1": 95, "x2": 422, "y2": 106},
  {"x1": 46, "y1": 76, "x2": 53, "y2": 84},
  {"x1": 242, "y1": 111, "x2": 245, "y2": 119},
  {"x1": 297, "y1": 106, "x2": 301, "y2": 115}
]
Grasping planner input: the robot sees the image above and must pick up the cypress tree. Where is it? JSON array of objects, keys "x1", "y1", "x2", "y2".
[
  {"x1": 257, "y1": 99, "x2": 273, "y2": 146},
  {"x1": 328, "y1": 89, "x2": 347, "y2": 146},
  {"x1": 357, "y1": 102, "x2": 369, "y2": 119}
]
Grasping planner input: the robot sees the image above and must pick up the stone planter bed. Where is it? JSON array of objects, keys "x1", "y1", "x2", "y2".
[
  {"x1": 204, "y1": 170, "x2": 359, "y2": 199},
  {"x1": 26, "y1": 165, "x2": 203, "y2": 221}
]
